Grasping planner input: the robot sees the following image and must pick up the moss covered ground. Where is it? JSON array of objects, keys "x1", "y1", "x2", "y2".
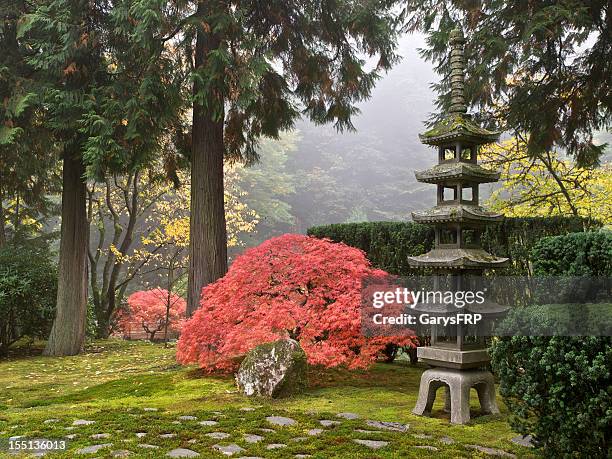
[{"x1": 0, "y1": 340, "x2": 535, "y2": 458}]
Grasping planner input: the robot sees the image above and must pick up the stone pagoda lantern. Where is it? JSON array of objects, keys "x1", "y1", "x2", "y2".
[{"x1": 408, "y1": 27, "x2": 509, "y2": 424}]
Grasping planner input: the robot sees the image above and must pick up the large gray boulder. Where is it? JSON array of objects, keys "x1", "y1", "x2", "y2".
[{"x1": 235, "y1": 339, "x2": 307, "y2": 398}]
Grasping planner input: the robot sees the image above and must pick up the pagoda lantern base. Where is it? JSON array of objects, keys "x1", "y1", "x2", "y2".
[
  {"x1": 417, "y1": 346, "x2": 491, "y2": 370},
  {"x1": 412, "y1": 367, "x2": 500, "y2": 424}
]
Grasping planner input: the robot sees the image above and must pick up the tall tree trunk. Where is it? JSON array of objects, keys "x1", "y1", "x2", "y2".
[
  {"x1": 44, "y1": 152, "x2": 88, "y2": 356},
  {"x1": 187, "y1": 5, "x2": 227, "y2": 316},
  {"x1": 0, "y1": 185, "x2": 6, "y2": 248}
]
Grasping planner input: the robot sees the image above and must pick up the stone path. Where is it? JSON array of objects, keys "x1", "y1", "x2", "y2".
[
  {"x1": 353, "y1": 439, "x2": 389, "y2": 449},
  {"x1": 37, "y1": 413, "x2": 519, "y2": 458},
  {"x1": 167, "y1": 448, "x2": 200, "y2": 457},
  {"x1": 365, "y1": 420, "x2": 409, "y2": 432},
  {"x1": 76, "y1": 443, "x2": 112, "y2": 454},
  {"x1": 213, "y1": 443, "x2": 245, "y2": 456},
  {"x1": 265, "y1": 415, "x2": 296, "y2": 426},
  {"x1": 319, "y1": 419, "x2": 341, "y2": 427},
  {"x1": 511, "y1": 434, "x2": 534, "y2": 447},
  {"x1": 467, "y1": 444, "x2": 517, "y2": 458}
]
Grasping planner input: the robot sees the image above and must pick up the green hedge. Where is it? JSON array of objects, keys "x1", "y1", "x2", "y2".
[
  {"x1": 308, "y1": 217, "x2": 597, "y2": 275},
  {"x1": 532, "y1": 230, "x2": 612, "y2": 276},
  {"x1": 491, "y1": 230, "x2": 612, "y2": 456}
]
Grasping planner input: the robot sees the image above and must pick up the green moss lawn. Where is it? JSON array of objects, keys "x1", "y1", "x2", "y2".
[{"x1": 0, "y1": 340, "x2": 535, "y2": 458}]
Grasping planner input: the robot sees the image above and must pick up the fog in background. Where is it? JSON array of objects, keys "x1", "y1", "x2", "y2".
[{"x1": 239, "y1": 33, "x2": 458, "y2": 246}]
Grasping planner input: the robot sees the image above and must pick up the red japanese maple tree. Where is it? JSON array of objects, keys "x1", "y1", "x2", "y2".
[
  {"x1": 177, "y1": 234, "x2": 416, "y2": 372},
  {"x1": 116, "y1": 289, "x2": 186, "y2": 341}
]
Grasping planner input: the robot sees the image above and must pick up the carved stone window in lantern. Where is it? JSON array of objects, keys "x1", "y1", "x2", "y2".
[{"x1": 408, "y1": 27, "x2": 510, "y2": 424}]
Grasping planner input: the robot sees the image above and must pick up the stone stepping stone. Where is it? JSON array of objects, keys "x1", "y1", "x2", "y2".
[
  {"x1": 213, "y1": 444, "x2": 245, "y2": 456},
  {"x1": 307, "y1": 429, "x2": 323, "y2": 436},
  {"x1": 91, "y1": 433, "x2": 111, "y2": 439},
  {"x1": 336, "y1": 412, "x2": 360, "y2": 420},
  {"x1": 466, "y1": 445, "x2": 517, "y2": 458},
  {"x1": 187, "y1": 439, "x2": 197, "y2": 444},
  {"x1": 243, "y1": 434, "x2": 264, "y2": 443},
  {"x1": 365, "y1": 420, "x2": 409, "y2": 432},
  {"x1": 199, "y1": 420, "x2": 218, "y2": 426},
  {"x1": 354, "y1": 429, "x2": 380, "y2": 434},
  {"x1": 414, "y1": 445, "x2": 438, "y2": 451},
  {"x1": 413, "y1": 433, "x2": 432, "y2": 439},
  {"x1": 294, "y1": 455, "x2": 312, "y2": 458},
  {"x1": 172, "y1": 421, "x2": 182, "y2": 425},
  {"x1": 511, "y1": 435, "x2": 534, "y2": 448},
  {"x1": 179, "y1": 416, "x2": 197, "y2": 421},
  {"x1": 44, "y1": 419, "x2": 60, "y2": 424},
  {"x1": 66, "y1": 434, "x2": 77, "y2": 440},
  {"x1": 266, "y1": 416, "x2": 296, "y2": 426},
  {"x1": 353, "y1": 439, "x2": 389, "y2": 449},
  {"x1": 76, "y1": 443, "x2": 113, "y2": 454},
  {"x1": 111, "y1": 450, "x2": 132, "y2": 457},
  {"x1": 138, "y1": 444, "x2": 160, "y2": 449},
  {"x1": 167, "y1": 448, "x2": 200, "y2": 457},
  {"x1": 159, "y1": 433, "x2": 177, "y2": 439},
  {"x1": 266, "y1": 443, "x2": 286, "y2": 449},
  {"x1": 73, "y1": 420, "x2": 96, "y2": 426},
  {"x1": 292, "y1": 437, "x2": 308, "y2": 442},
  {"x1": 143, "y1": 408, "x2": 158, "y2": 412},
  {"x1": 206, "y1": 432, "x2": 230, "y2": 439},
  {"x1": 135, "y1": 433, "x2": 147, "y2": 438},
  {"x1": 258, "y1": 428, "x2": 275, "y2": 433},
  {"x1": 439, "y1": 436, "x2": 454, "y2": 445},
  {"x1": 240, "y1": 407, "x2": 255, "y2": 411},
  {"x1": 319, "y1": 420, "x2": 341, "y2": 427}
]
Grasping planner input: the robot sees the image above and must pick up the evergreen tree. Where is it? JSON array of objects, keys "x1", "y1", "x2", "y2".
[
  {"x1": 21, "y1": 0, "x2": 183, "y2": 355},
  {"x1": 0, "y1": 0, "x2": 60, "y2": 245},
  {"x1": 403, "y1": 0, "x2": 611, "y2": 166},
  {"x1": 178, "y1": 0, "x2": 403, "y2": 315}
]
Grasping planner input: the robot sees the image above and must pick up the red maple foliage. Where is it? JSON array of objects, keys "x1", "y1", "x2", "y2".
[
  {"x1": 177, "y1": 234, "x2": 416, "y2": 372},
  {"x1": 116, "y1": 289, "x2": 186, "y2": 341}
]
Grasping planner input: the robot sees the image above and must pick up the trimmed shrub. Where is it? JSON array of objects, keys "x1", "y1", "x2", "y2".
[
  {"x1": 491, "y1": 230, "x2": 612, "y2": 457},
  {"x1": 491, "y1": 334, "x2": 611, "y2": 457},
  {"x1": 308, "y1": 217, "x2": 596, "y2": 275},
  {"x1": 177, "y1": 234, "x2": 416, "y2": 372},
  {"x1": 0, "y1": 242, "x2": 57, "y2": 354},
  {"x1": 532, "y1": 230, "x2": 612, "y2": 276}
]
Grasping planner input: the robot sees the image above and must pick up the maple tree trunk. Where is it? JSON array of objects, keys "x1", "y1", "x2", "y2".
[
  {"x1": 187, "y1": 6, "x2": 227, "y2": 316},
  {"x1": 44, "y1": 152, "x2": 88, "y2": 356}
]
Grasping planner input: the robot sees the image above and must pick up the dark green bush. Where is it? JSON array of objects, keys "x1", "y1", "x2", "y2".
[
  {"x1": 492, "y1": 230, "x2": 611, "y2": 457},
  {"x1": 308, "y1": 217, "x2": 595, "y2": 275},
  {"x1": 532, "y1": 230, "x2": 612, "y2": 276},
  {"x1": 491, "y1": 334, "x2": 611, "y2": 457},
  {"x1": 0, "y1": 241, "x2": 57, "y2": 355}
]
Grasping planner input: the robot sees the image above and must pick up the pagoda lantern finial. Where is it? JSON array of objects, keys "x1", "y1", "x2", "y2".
[{"x1": 448, "y1": 27, "x2": 467, "y2": 114}]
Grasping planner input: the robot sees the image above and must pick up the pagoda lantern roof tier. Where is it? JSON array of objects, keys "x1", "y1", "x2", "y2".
[
  {"x1": 410, "y1": 299, "x2": 510, "y2": 316},
  {"x1": 407, "y1": 248, "x2": 509, "y2": 269},
  {"x1": 412, "y1": 205, "x2": 503, "y2": 224},
  {"x1": 415, "y1": 162, "x2": 500, "y2": 184},
  {"x1": 419, "y1": 113, "x2": 499, "y2": 146}
]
